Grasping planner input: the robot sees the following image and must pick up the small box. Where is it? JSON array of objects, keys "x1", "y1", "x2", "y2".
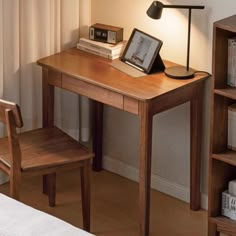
[
  {"x1": 228, "y1": 103, "x2": 236, "y2": 150},
  {"x1": 222, "y1": 190, "x2": 236, "y2": 220},
  {"x1": 89, "y1": 23, "x2": 123, "y2": 44}
]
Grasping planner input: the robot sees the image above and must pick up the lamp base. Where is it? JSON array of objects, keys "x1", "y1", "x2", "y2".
[{"x1": 165, "y1": 66, "x2": 195, "y2": 79}]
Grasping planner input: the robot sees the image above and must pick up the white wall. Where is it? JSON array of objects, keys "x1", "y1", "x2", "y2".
[{"x1": 91, "y1": 0, "x2": 236, "y2": 208}]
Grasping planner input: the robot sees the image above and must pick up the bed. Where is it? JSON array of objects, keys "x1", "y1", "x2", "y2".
[{"x1": 0, "y1": 193, "x2": 94, "y2": 236}]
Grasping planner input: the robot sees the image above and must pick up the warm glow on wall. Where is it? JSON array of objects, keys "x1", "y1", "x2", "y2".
[
  {"x1": 91, "y1": 0, "x2": 209, "y2": 70},
  {"x1": 146, "y1": 1, "x2": 204, "y2": 78}
]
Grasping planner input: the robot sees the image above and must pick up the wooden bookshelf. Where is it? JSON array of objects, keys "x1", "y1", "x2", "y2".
[{"x1": 209, "y1": 15, "x2": 236, "y2": 236}]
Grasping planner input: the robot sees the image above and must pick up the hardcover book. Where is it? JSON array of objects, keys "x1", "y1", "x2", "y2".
[
  {"x1": 78, "y1": 38, "x2": 126, "y2": 56},
  {"x1": 77, "y1": 44, "x2": 122, "y2": 60}
]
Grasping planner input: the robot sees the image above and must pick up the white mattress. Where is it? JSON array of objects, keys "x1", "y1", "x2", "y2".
[{"x1": 0, "y1": 194, "x2": 94, "y2": 236}]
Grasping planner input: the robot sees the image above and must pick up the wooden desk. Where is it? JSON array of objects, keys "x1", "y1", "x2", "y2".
[{"x1": 38, "y1": 48, "x2": 208, "y2": 236}]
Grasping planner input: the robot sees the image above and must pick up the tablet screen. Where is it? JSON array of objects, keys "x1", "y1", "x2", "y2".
[{"x1": 121, "y1": 28, "x2": 163, "y2": 74}]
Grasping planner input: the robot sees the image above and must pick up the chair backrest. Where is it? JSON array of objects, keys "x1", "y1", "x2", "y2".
[
  {"x1": 0, "y1": 99, "x2": 23, "y2": 173},
  {"x1": 0, "y1": 99, "x2": 23, "y2": 128}
]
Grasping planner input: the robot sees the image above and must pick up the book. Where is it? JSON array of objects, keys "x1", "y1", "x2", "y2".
[
  {"x1": 78, "y1": 37, "x2": 126, "y2": 56},
  {"x1": 228, "y1": 103, "x2": 236, "y2": 150},
  {"x1": 77, "y1": 43, "x2": 122, "y2": 60},
  {"x1": 227, "y1": 37, "x2": 236, "y2": 87}
]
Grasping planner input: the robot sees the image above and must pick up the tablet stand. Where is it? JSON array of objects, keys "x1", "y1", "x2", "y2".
[
  {"x1": 111, "y1": 53, "x2": 165, "y2": 78},
  {"x1": 149, "y1": 53, "x2": 165, "y2": 74}
]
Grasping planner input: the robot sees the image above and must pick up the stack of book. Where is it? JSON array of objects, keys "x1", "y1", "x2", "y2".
[
  {"x1": 227, "y1": 37, "x2": 236, "y2": 86},
  {"x1": 77, "y1": 38, "x2": 126, "y2": 60}
]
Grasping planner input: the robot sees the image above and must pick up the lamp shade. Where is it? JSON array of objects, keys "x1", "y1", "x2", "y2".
[{"x1": 146, "y1": 1, "x2": 163, "y2": 19}]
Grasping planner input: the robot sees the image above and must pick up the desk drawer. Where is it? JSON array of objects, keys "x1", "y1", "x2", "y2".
[
  {"x1": 123, "y1": 96, "x2": 139, "y2": 115},
  {"x1": 62, "y1": 75, "x2": 123, "y2": 109}
]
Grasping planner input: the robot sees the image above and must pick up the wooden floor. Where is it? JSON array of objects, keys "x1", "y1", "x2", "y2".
[{"x1": 0, "y1": 169, "x2": 208, "y2": 236}]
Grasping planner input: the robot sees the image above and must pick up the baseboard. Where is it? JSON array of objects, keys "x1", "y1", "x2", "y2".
[
  {"x1": 103, "y1": 156, "x2": 208, "y2": 210},
  {"x1": 0, "y1": 155, "x2": 208, "y2": 209}
]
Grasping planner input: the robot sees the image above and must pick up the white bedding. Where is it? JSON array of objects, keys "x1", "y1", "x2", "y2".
[{"x1": 0, "y1": 194, "x2": 94, "y2": 236}]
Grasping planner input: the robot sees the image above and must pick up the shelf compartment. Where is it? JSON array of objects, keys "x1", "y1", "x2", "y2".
[
  {"x1": 209, "y1": 15, "x2": 236, "y2": 236},
  {"x1": 212, "y1": 149, "x2": 236, "y2": 166},
  {"x1": 209, "y1": 160, "x2": 235, "y2": 217},
  {"x1": 215, "y1": 87, "x2": 236, "y2": 100},
  {"x1": 212, "y1": 94, "x2": 234, "y2": 153},
  {"x1": 210, "y1": 216, "x2": 236, "y2": 235}
]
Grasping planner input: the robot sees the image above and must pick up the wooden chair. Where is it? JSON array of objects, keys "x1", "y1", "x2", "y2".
[{"x1": 0, "y1": 99, "x2": 94, "y2": 231}]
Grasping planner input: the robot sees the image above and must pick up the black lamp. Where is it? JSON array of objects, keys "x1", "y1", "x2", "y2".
[{"x1": 147, "y1": 1, "x2": 204, "y2": 79}]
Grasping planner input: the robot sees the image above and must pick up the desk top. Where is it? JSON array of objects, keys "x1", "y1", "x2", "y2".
[{"x1": 38, "y1": 48, "x2": 208, "y2": 101}]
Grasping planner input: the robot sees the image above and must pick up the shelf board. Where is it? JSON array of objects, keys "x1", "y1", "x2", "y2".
[
  {"x1": 215, "y1": 87, "x2": 236, "y2": 99},
  {"x1": 212, "y1": 149, "x2": 236, "y2": 166},
  {"x1": 215, "y1": 15, "x2": 236, "y2": 33},
  {"x1": 210, "y1": 216, "x2": 236, "y2": 235}
]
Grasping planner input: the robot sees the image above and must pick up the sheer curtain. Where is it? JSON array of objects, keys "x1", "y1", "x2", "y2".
[{"x1": 0, "y1": 0, "x2": 91, "y2": 183}]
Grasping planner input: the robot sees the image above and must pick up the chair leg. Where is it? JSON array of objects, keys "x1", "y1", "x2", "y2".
[
  {"x1": 47, "y1": 173, "x2": 56, "y2": 207},
  {"x1": 80, "y1": 160, "x2": 91, "y2": 232},
  {"x1": 10, "y1": 172, "x2": 21, "y2": 201}
]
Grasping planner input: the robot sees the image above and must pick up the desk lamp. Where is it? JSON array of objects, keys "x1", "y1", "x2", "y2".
[{"x1": 147, "y1": 1, "x2": 204, "y2": 79}]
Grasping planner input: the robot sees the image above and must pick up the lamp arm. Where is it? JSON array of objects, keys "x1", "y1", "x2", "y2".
[
  {"x1": 186, "y1": 8, "x2": 191, "y2": 71},
  {"x1": 163, "y1": 5, "x2": 204, "y2": 10}
]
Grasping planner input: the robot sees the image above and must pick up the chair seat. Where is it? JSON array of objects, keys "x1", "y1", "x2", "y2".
[{"x1": 0, "y1": 126, "x2": 93, "y2": 172}]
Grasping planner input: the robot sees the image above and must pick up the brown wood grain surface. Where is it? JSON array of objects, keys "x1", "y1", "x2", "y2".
[
  {"x1": 38, "y1": 48, "x2": 207, "y2": 101},
  {"x1": 38, "y1": 47, "x2": 209, "y2": 236}
]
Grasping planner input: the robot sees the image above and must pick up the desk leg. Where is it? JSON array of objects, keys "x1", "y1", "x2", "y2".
[
  {"x1": 190, "y1": 84, "x2": 203, "y2": 210},
  {"x1": 42, "y1": 68, "x2": 55, "y2": 194},
  {"x1": 139, "y1": 102, "x2": 153, "y2": 236},
  {"x1": 42, "y1": 68, "x2": 54, "y2": 128},
  {"x1": 92, "y1": 101, "x2": 103, "y2": 171}
]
